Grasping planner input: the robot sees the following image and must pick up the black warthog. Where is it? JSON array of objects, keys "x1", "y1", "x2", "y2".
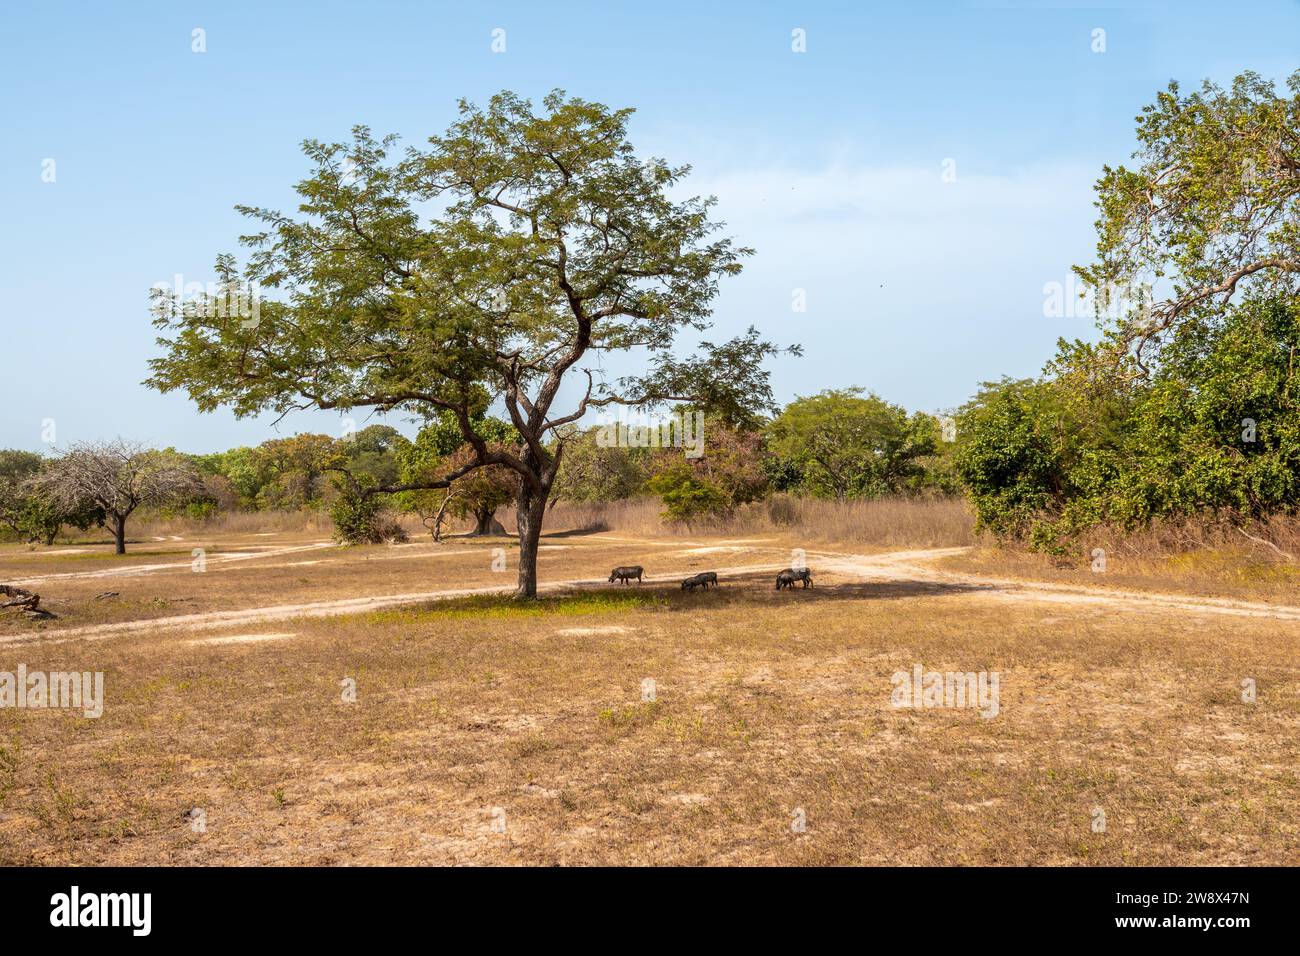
[
  {"x1": 681, "y1": 571, "x2": 718, "y2": 591},
  {"x1": 775, "y1": 570, "x2": 796, "y2": 590},
  {"x1": 609, "y1": 565, "x2": 644, "y2": 584},
  {"x1": 780, "y1": 567, "x2": 813, "y2": 588}
]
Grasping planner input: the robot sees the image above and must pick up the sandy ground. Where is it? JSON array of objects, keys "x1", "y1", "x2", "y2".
[
  {"x1": 8, "y1": 540, "x2": 1300, "y2": 648},
  {"x1": 2, "y1": 528, "x2": 1297, "y2": 866}
]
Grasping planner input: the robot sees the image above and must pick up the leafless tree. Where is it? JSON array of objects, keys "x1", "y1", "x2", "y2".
[{"x1": 27, "y1": 440, "x2": 204, "y2": 554}]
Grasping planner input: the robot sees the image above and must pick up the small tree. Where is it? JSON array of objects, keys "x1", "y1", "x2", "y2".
[
  {"x1": 645, "y1": 461, "x2": 730, "y2": 528},
  {"x1": 329, "y1": 476, "x2": 408, "y2": 544},
  {"x1": 643, "y1": 422, "x2": 767, "y2": 523},
  {"x1": 29, "y1": 440, "x2": 203, "y2": 554}
]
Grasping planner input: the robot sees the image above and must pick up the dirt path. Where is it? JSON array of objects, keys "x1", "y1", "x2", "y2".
[
  {"x1": 1, "y1": 561, "x2": 804, "y2": 646},
  {"x1": 820, "y1": 547, "x2": 1300, "y2": 622},
  {"x1": 8, "y1": 541, "x2": 338, "y2": 586},
  {"x1": 9, "y1": 547, "x2": 1300, "y2": 647}
]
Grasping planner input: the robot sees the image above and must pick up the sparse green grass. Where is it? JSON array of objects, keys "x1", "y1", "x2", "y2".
[{"x1": 366, "y1": 591, "x2": 669, "y2": 625}]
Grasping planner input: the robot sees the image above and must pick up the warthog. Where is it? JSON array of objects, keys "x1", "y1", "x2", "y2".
[
  {"x1": 784, "y1": 567, "x2": 813, "y2": 588},
  {"x1": 681, "y1": 571, "x2": 718, "y2": 591},
  {"x1": 776, "y1": 568, "x2": 812, "y2": 590},
  {"x1": 609, "y1": 565, "x2": 644, "y2": 585}
]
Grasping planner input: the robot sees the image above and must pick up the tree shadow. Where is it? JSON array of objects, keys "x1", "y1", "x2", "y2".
[
  {"x1": 542, "y1": 526, "x2": 611, "y2": 539},
  {"x1": 570, "y1": 569, "x2": 997, "y2": 607}
]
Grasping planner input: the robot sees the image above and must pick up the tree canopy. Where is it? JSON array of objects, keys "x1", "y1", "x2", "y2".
[
  {"x1": 1078, "y1": 70, "x2": 1300, "y2": 373},
  {"x1": 765, "y1": 389, "x2": 939, "y2": 500}
]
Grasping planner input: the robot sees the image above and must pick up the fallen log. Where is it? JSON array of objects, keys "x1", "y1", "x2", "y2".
[{"x1": 0, "y1": 585, "x2": 56, "y2": 619}]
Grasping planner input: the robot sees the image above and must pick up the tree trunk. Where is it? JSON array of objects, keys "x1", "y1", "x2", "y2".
[
  {"x1": 112, "y1": 516, "x2": 126, "y2": 555},
  {"x1": 472, "y1": 507, "x2": 497, "y2": 536},
  {"x1": 514, "y1": 484, "x2": 548, "y2": 598}
]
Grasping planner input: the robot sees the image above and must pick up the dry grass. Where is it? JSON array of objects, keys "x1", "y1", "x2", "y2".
[
  {"x1": 1085, "y1": 513, "x2": 1300, "y2": 560},
  {"x1": 539, "y1": 495, "x2": 977, "y2": 549},
  {"x1": 27, "y1": 494, "x2": 974, "y2": 554},
  {"x1": 942, "y1": 512, "x2": 1300, "y2": 604},
  {"x1": 0, "y1": 527, "x2": 1296, "y2": 865},
  {"x1": 941, "y1": 547, "x2": 1300, "y2": 605},
  {"x1": 136, "y1": 509, "x2": 335, "y2": 538}
]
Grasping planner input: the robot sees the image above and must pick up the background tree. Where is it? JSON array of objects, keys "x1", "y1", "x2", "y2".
[
  {"x1": 0, "y1": 450, "x2": 46, "y2": 539},
  {"x1": 0, "y1": 451, "x2": 102, "y2": 545},
  {"x1": 957, "y1": 295, "x2": 1300, "y2": 550},
  {"x1": 147, "y1": 90, "x2": 790, "y2": 596},
  {"x1": 193, "y1": 446, "x2": 267, "y2": 509},
  {"x1": 28, "y1": 440, "x2": 203, "y2": 554},
  {"x1": 548, "y1": 426, "x2": 648, "y2": 505},
  {"x1": 765, "y1": 389, "x2": 937, "y2": 500},
  {"x1": 953, "y1": 377, "x2": 1081, "y2": 540},
  {"x1": 1078, "y1": 70, "x2": 1300, "y2": 373},
  {"x1": 337, "y1": 424, "x2": 408, "y2": 488},
  {"x1": 645, "y1": 462, "x2": 730, "y2": 528},
  {"x1": 644, "y1": 422, "x2": 767, "y2": 523},
  {"x1": 252, "y1": 433, "x2": 337, "y2": 510},
  {"x1": 396, "y1": 410, "x2": 517, "y2": 536}
]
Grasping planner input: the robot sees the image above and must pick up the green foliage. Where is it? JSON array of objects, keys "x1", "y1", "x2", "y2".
[
  {"x1": 630, "y1": 327, "x2": 801, "y2": 430},
  {"x1": 396, "y1": 411, "x2": 517, "y2": 530},
  {"x1": 329, "y1": 478, "x2": 406, "y2": 544},
  {"x1": 0, "y1": 450, "x2": 102, "y2": 544},
  {"x1": 145, "y1": 90, "x2": 774, "y2": 472},
  {"x1": 765, "y1": 389, "x2": 938, "y2": 499},
  {"x1": 645, "y1": 461, "x2": 730, "y2": 526},
  {"x1": 957, "y1": 296, "x2": 1300, "y2": 547},
  {"x1": 1077, "y1": 69, "x2": 1300, "y2": 368},
  {"x1": 338, "y1": 425, "x2": 409, "y2": 488},
  {"x1": 670, "y1": 423, "x2": 768, "y2": 507},
  {"x1": 550, "y1": 427, "x2": 649, "y2": 504},
  {"x1": 190, "y1": 429, "x2": 409, "y2": 513},
  {"x1": 954, "y1": 379, "x2": 1076, "y2": 538},
  {"x1": 632, "y1": 421, "x2": 769, "y2": 525},
  {"x1": 0, "y1": 451, "x2": 45, "y2": 538}
]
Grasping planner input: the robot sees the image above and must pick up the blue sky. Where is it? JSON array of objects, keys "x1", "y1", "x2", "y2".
[{"x1": 2, "y1": 0, "x2": 1298, "y2": 453}]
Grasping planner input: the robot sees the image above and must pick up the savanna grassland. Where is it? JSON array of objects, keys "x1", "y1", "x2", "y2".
[{"x1": 1, "y1": 506, "x2": 1297, "y2": 865}]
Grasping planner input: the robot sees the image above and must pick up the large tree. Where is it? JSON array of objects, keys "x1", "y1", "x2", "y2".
[
  {"x1": 1078, "y1": 70, "x2": 1300, "y2": 373},
  {"x1": 147, "y1": 90, "x2": 788, "y2": 596}
]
